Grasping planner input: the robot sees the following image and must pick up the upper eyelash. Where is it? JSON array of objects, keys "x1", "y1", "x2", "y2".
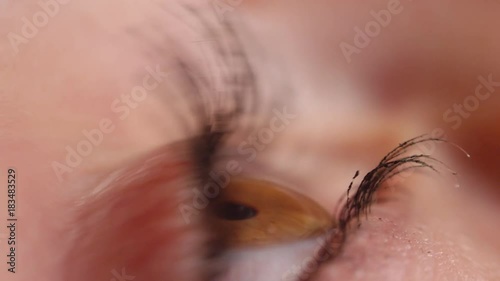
[
  {"x1": 167, "y1": 4, "x2": 263, "y2": 279},
  {"x1": 301, "y1": 135, "x2": 469, "y2": 280},
  {"x1": 169, "y1": 3, "x2": 260, "y2": 174},
  {"x1": 340, "y1": 135, "x2": 467, "y2": 227}
]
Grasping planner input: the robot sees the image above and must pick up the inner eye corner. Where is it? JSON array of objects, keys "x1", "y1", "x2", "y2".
[{"x1": 214, "y1": 201, "x2": 259, "y2": 221}]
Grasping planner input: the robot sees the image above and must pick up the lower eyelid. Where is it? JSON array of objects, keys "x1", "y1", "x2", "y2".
[
  {"x1": 313, "y1": 213, "x2": 434, "y2": 281},
  {"x1": 311, "y1": 177, "x2": 449, "y2": 279}
]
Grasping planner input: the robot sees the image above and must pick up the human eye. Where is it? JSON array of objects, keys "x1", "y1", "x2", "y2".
[
  {"x1": 22, "y1": 1, "x2": 500, "y2": 281},
  {"x1": 167, "y1": 3, "x2": 500, "y2": 281}
]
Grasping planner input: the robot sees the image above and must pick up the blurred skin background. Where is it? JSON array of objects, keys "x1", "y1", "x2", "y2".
[{"x1": 1, "y1": 0, "x2": 500, "y2": 280}]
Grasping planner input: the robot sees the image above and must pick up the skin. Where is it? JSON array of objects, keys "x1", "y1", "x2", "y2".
[{"x1": 1, "y1": 0, "x2": 500, "y2": 280}]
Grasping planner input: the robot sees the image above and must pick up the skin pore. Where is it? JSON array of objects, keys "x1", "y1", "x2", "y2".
[{"x1": 1, "y1": 0, "x2": 500, "y2": 280}]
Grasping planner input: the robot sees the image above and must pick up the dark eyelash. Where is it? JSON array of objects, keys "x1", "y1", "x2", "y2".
[
  {"x1": 167, "y1": 4, "x2": 261, "y2": 279},
  {"x1": 302, "y1": 135, "x2": 469, "y2": 280},
  {"x1": 169, "y1": 4, "x2": 260, "y2": 173},
  {"x1": 340, "y1": 135, "x2": 469, "y2": 228}
]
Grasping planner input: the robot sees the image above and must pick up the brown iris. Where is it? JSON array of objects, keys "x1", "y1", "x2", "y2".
[{"x1": 210, "y1": 177, "x2": 334, "y2": 248}]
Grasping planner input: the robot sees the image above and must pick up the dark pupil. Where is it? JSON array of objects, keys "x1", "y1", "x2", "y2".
[{"x1": 215, "y1": 202, "x2": 258, "y2": 220}]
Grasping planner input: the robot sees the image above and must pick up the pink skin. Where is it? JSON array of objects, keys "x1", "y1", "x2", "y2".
[
  {"x1": 1, "y1": 1, "x2": 500, "y2": 281},
  {"x1": 57, "y1": 145, "x2": 204, "y2": 281}
]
